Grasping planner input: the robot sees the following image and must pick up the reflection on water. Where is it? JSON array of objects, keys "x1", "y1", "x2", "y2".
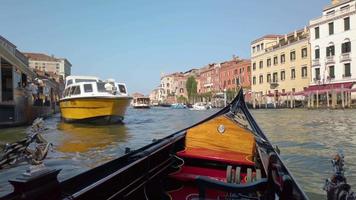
[
  {"x1": 0, "y1": 108, "x2": 355, "y2": 200},
  {"x1": 56, "y1": 122, "x2": 129, "y2": 153}
]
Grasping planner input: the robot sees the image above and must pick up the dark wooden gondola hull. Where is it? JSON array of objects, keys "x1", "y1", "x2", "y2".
[{"x1": 1, "y1": 89, "x2": 309, "y2": 200}]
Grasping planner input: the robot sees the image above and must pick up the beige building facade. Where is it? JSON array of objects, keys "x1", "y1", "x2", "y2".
[
  {"x1": 24, "y1": 53, "x2": 72, "y2": 79},
  {"x1": 251, "y1": 29, "x2": 311, "y2": 99}
]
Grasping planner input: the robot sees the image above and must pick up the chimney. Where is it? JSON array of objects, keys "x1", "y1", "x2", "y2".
[{"x1": 332, "y1": 0, "x2": 340, "y2": 5}]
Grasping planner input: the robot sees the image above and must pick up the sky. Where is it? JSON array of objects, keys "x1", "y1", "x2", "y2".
[{"x1": 1, "y1": 0, "x2": 327, "y2": 94}]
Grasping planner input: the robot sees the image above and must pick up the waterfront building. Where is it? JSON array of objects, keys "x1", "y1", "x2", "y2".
[
  {"x1": 0, "y1": 36, "x2": 36, "y2": 126},
  {"x1": 198, "y1": 64, "x2": 220, "y2": 94},
  {"x1": 160, "y1": 72, "x2": 188, "y2": 103},
  {"x1": 24, "y1": 52, "x2": 72, "y2": 79},
  {"x1": 219, "y1": 57, "x2": 251, "y2": 91},
  {"x1": 308, "y1": 0, "x2": 356, "y2": 94},
  {"x1": 149, "y1": 88, "x2": 163, "y2": 105},
  {"x1": 251, "y1": 29, "x2": 311, "y2": 104}
]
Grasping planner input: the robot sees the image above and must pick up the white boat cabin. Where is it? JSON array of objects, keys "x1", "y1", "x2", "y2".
[{"x1": 62, "y1": 76, "x2": 129, "y2": 99}]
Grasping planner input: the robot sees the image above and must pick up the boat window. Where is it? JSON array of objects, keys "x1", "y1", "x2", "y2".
[
  {"x1": 70, "y1": 87, "x2": 76, "y2": 95},
  {"x1": 64, "y1": 88, "x2": 69, "y2": 97},
  {"x1": 97, "y1": 82, "x2": 107, "y2": 92},
  {"x1": 84, "y1": 84, "x2": 93, "y2": 93},
  {"x1": 73, "y1": 86, "x2": 81, "y2": 95},
  {"x1": 67, "y1": 79, "x2": 73, "y2": 86},
  {"x1": 75, "y1": 79, "x2": 97, "y2": 83},
  {"x1": 118, "y1": 84, "x2": 126, "y2": 93}
]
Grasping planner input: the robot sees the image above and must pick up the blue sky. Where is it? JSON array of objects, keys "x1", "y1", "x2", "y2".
[{"x1": 1, "y1": 0, "x2": 327, "y2": 94}]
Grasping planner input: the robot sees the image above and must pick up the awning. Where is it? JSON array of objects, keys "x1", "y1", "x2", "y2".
[{"x1": 304, "y1": 82, "x2": 354, "y2": 94}]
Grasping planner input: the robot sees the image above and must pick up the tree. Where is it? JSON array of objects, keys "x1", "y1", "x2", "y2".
[
  {"x1": 177, "y1": 95, "x2": 188, "y2": 104},
  {"x1": 186, "y1": 76, "x2": 197, "y2": 103}
]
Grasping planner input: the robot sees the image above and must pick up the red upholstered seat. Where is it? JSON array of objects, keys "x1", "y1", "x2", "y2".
[
  {"x1": 169, "y1": 165, "x2": 248, "y2": 183},
  {"x1": 177, "y1": 148, "x2": 255, "y2": 166}
]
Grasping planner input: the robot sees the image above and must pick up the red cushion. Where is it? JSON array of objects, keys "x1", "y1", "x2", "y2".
[
  {"x1": 169, "y1": 165, "x2": 248, "y2": 183},
  {"x1": 177, "y1": 148, "x2": 255, "y2": 166}
]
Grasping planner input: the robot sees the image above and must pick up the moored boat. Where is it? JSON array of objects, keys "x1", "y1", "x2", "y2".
[
  {"x1": 2, "y1": 89, "x2": 309, "y2": 200},
  {"x1": 132, "y1": 97, "x2": 150, "y2": 109},
  {"x1": 59, "y1": 76, "x2": 132, "y2": 124},
  {"x1": 171, "y1": 103, "x2": 187, "y2": 109},
  {"x1": 190, "y1": 102, "x2": 212, "y2": 110}
]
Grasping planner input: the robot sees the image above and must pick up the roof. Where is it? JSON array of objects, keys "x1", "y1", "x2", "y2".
[
  {"x1": 23, "y1": 52, "x2": 60, "y2": 62},
  {"x1": 251, "y1": 34, "x2": 283, "y2": 44},
  {"x1": 65, "y1": 75, "x2": 99, "y2": 81}
]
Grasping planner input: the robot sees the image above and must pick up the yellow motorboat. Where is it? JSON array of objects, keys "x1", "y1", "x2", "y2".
[{"x1": 59, "y1": 76, "x2": 132, "y2": 123}]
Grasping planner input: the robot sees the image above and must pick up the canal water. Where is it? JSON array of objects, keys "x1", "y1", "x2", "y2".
[{"x1": 1, "y1": 107, "x2": 356, "y2": 199}]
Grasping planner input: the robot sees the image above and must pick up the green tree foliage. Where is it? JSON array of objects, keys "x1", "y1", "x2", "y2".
[
  {"x1": 226, "y1": 89, "x2": 237, "y2": 102},
  {"x1": 177, "y1": 95, "x2": 188, "y2": 104},
  {"x1": 186, "y1": 76, "x2": 197, "y2": 103}
]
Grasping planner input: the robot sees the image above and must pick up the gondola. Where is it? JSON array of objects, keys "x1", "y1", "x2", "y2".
[{"x1": 1, "y1": 89, "x2": 309, "y2": 200}]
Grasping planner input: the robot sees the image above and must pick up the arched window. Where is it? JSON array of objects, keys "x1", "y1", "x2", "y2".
[
  {"x1": 342, "y1": 38, "x2": 351, "y2": 53},
  {"x1": 315, "y1": 46, "x2": 320, "y2": 59},
  {"x1": 326, "y1": 42, "x2": 335, "y2": 57}
]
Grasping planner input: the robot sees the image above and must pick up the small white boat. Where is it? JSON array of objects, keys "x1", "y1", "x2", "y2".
[
  {"x1": 189, "y1": 102, "x2": 211, "y2": 111},
  {"x1": 171, "y1": 103, "x2": 187, "y2": 109}
]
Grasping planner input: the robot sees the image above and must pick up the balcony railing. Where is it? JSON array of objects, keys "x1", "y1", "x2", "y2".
[
  {"x1": 270, "y1": 81, "x2": 279, "y2": 89},
  {"x1": 342, "y1": 74, "x2": 352, "y2": 78},
  {"x1": 325, "y1": 56, "x2": 335, "y2": 64},
  {"x1": 310, "y1": 4, "x2": 355, "y2": 25},
  {"x1": 340, "y1": 53, "x2": 351, "y2": 62},
  {"x1": 312, "y1": 59, "x2": 320, "y2": 66}
]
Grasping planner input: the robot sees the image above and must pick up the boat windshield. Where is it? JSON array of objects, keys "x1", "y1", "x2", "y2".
[
  {"x1": 97, "y1": 82, "x2": 107, "y2": 93},
  {"x1": 118, "y1": 84, "x2": 126, "y2": 93},
  {"x1": 75, "y1": 79, "x2": 97, "y2": 83}
]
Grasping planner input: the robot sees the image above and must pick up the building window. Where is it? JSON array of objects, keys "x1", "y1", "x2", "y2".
[
  {"x1": 301, "y1": 48, "x2": 308, "y2": 58},
  {"x1": 302, "y1": 66, "x2": 308, "y2": 78},
  {"x1": 290, "y1": 51, "x2": 296, "y2": 61},
  {"x1": 253, "y1": 63, "x2": 256, "y2": 70},
  {"x1": 267, "y1": 73, "x2": 271, "y2": 83},
  {"x1": 291, "y1": 68, "x2": 296, "y2": 79},
  {"x1": 253, "y1": 76, "x2": 256, "y2": 85},
  {"x1": 315, "y1": 48, "x2": 320, "y2": 59},
  {"x1": 326, "y1": 45, "x2": 335, "y2": 57},
  {"x1": 272, "y1": 72, "x2": 278, "y2": 83},
  {"x1": 344, "y1": 63, "x2": 351, "y2": 77},
  {"x1": 247, "y1": 66, "x2": 251, "y2": 72},
  {"x1": 315, "y1": 68, "x2": 320, "y2": 80},
  {"x1": 280, "y1": 54, "x2": 285, "y2": 64},
  {"x1": 329, "y1": 66, "x2": 335, "y2": 79},
  {"x1": 267, "y1": 58, "x2": 271, "y2": 67},
  {"x1": 329, "y1": 22, "x2": 334, "y2": 35},
  {"x1": 273, "y1": 56, "x2": 278, "y2": 65},
  {"x1": 259, "y1": 61, "x2": 263, "y2": 69},
  {"x1": 259, "y1": 75, "x2": 263, "y2": 84},
  {"x1": 342, "y1": 41, "x2": 351, "y2": 53},
  {"x1": 315, "y1": 27, "x2": 320, "y2": 39},
  {"x1": 253, "y1": 46, "x2": 256, "y2": 53},
  {"x1": 344, "y1": 17, "x2": 350, "y2": 31},
  {"x1": 261, "y1": 43, "x2": 264, "y2": 50},
  {"x1": 281, "y1": 71, "x2": 285, "y2": 81}
]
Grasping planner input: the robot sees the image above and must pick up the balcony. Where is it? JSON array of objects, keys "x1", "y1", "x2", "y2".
[
  {"x1": 270, "y1": 81, "x2": 279, "y2": 89},
  {"x1": 342, "y1": 74, "x2": 352, "y2": 79},
  {"x1": 325, "y1": 56, "x2": 335, "y2": 65},
  {"x1": 340, "y1": 53, "x2": 351, "y2": 62},
  {"x1": 312, "y1": 59, "x2": 320, "y2": 66}
]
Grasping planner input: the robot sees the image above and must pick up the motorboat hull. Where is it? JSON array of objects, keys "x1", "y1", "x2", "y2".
[{"x1": 59, "y1": 97, "x2": 131, "y2": 123}]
